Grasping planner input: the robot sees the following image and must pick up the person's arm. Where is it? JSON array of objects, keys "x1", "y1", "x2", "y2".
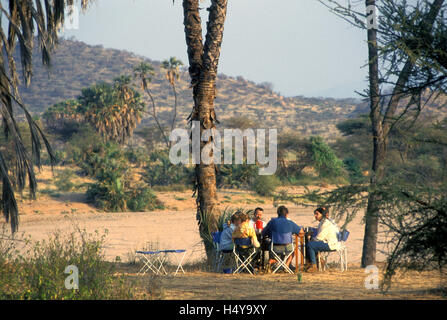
[
  {"x1": 292, "y1": 221, "x2": 303, "y2": 236},
  {"x1": 232, "y1": 227, "x2": 242, "y2": 239},
  {"x1": 250, "y1": 227, "x2": 260, "y2": 248},
  {"x1": 261, "y1": 220, "x2": 272, "y2": 238}
]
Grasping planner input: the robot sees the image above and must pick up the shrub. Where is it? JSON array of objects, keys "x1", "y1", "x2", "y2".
[
  {"x1": 85, "y1": 148, "x2": 164, "y2": 212},
  {"x1": 251, "y1": 174, "x2": 281, "y2": 196},
  {"x1": 310, "y1": 136, "x2": 345, "y2": 178},
  {"x1": 0, "y1": 227, "x2": 134, "y2": 300},
  {"x1": 144, "y1": 150, "x2": 193, "y2": 187},
  {"x1": 343, "y1": 157, "x2": 364, "y2": 183},
  {"x1": 54, "y1": 169, "x2": 75, "y2": 192},
  {"x1": 217, "y1": 164, "x2": 258, "y2": 188},
  {"x1": 64, "y1": 125, "x2": 108, "y2": 175},
  {"x1": 126, "y1": 185, "x2": 165, "y2": 212}
]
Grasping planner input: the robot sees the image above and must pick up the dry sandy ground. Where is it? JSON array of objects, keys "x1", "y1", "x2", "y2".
[
  {"x1": 125, "y1": 268, "x2": 446, "y2": 300},
  {"x1": 9, "y1": 202, "x2": 382, "y2": 264},
  {"x1": 4, "y1": 200, "x2": 445, "y2": 300},
  {"x1": 1, "y1": 166, "x2": 444, "y2": 300}
]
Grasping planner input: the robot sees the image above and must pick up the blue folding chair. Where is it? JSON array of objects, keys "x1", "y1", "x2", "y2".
[{"x1": 212, "y1": 231, "x2": 223, "y2": 272}]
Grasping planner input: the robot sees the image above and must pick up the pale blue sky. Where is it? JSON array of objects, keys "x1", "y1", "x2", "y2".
[{"x1": 61, "y1": 0, "x2": 369, "y2": 98}]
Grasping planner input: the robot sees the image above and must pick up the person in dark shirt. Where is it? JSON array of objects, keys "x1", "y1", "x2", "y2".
[{"x1": 262, "y1": 206, "x2": 304, "y2": 271}]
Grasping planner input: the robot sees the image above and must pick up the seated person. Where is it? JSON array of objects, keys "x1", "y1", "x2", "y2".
[
  {"x1": 232, "y1": 212, "x2": 260, "y2": 273},
  {"x1": 261, "y1": 205, "x2": 304, "y2": 271},
  {"x1": 248, "y1": 207, "x2": 267, "y2": 269},
  {"x1": 249, "y1": 207, "x2": 266, "y2": 237},
  {"x1": 219, "y1": 212, "x2": 239, "y2": 273},
  {"x1": 220, "y1": 212, "x2": 239, "y2": 251},
  {"x1": 305, "y1": 207, "x2": 341, "y2": 273}
]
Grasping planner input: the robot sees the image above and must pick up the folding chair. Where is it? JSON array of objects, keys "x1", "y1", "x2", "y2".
[
  {"x1": 270, "y1": 232, "x2": 295, "y2": 274},
  {"x1": 136, "y1": 250, "x2": 166, "y2": 275},
  {"x1": 318, "y1": 229, "x2": 350, "y2": 272},
  {"x1": 212, "y1": 231, "x2": 224, "y2": 273},
  {"x1": 233, "y1": 238, "x2": 257, "y2": 275}
]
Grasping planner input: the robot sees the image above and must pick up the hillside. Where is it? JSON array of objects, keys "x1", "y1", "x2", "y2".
[{"x1": 15, "y1": 38, "x2": 447, "y2": 140}]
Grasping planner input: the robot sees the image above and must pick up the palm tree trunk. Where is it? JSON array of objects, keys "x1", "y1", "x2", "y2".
[{"x1": 183, "y1": 0, "x2": 228, "y2": 262}]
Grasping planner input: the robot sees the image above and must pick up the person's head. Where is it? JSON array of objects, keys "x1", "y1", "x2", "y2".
[
  {"x1": 233, "y1": 212, "x2": 242, "y2": 227},
  {"x1": 253, "y1": 207, "x2": 264, "y2": 221},
  {"x1": 238, "y1": 212, "x2": 249, "y2": 223},
  {"x1": 277, "y1": 205, "x2": 289, "y2": 218},
  {"x1": 228, "y1": 212, "x2": 239, "y2": 226},
  {"x1": 314, "y1": 207, "x2": 328, "y2": 222}
]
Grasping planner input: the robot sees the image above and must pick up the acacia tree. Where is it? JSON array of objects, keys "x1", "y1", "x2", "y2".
[
  {"x1": 0, "y1": 0, "x2": 92, "y2": 232},
  {"x1": 181, "y1": 0, "x2": 228, "y2": 260},
  {"x1": 319, "y1": 0, "x2": 446, "y2": 267}
]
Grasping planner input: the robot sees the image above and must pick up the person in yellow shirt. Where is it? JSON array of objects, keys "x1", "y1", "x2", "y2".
[
  {"x1": 232, "y1": 212, "x2": 260, "y2": 248},
  {"x1": 232, "y1": 212, "x2": 260, "y2": 273}
]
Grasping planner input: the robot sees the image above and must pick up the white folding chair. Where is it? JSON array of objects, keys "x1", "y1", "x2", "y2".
[
  {"x1": 137, "y1": 249, "x2": 187, "y2": 276},
  {"x1": 233, "y1": 238, "x2": 257, "y2": 275},
  {"x1": 136, "y1": 250, "x2": 166, "y2": 275},
  {"x1": 318, "y1": 229, "x2": 350, "y2": 272},
  {"x1": 270, "y1": 232, "x2": 295, "y2": 274}
]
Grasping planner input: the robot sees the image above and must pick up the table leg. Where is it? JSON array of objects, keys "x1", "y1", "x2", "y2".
[
  {"x1": 300, "y1": 235, "x2": 305, "y2": 271},
  {"x1": 295, "y1": 235, "x2": 299, "y2": 273}
]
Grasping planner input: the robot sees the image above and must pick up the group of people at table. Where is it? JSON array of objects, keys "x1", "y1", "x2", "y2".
[{"x1": 219, "y1": 205, "x2": 341, "y2": 273}]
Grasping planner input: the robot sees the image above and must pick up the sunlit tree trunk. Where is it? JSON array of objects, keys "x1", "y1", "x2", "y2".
[
  {"x1": 183, "y1": 0, "x2": 228, "y2": 261},
  {"x1": 361, "y1": 0, "x2": 445, "y2": 267}
]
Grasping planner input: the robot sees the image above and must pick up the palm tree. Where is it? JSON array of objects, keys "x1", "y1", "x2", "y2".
[
  {"x1": 78, "y1": 78, "x2": 144, "y2": 145},
  {"x1": 182, "y1": 0, "x2": 229, "y2": 262},
  {"x1": 161, "y1": 57, "x2": 184, "y2": 133},
  {"x1": 0, "y1": 0, "x2": 92, "y2": 232},
  {"x1": 133, "y1": 62, "x2": 171, "y2": 148}
]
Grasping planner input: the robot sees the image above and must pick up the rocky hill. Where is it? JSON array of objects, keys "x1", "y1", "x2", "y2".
[{"x1": 15, "y1": 38, "x2": 447, "y2": 140}]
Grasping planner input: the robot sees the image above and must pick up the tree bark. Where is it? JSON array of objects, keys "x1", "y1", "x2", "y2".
[
  {"x1": 361, "y1": 0, "x2": 445, "y2": 267},
  {"x1": 183, "y1": 0, "x2": 228, "y2": 262}
]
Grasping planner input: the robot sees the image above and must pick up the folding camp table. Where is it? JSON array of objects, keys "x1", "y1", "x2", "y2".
[{"x1": 136, "y1": 249, "x2": 187, "y2": 276}]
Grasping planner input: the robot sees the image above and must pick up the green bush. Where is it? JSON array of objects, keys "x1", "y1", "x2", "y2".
[
  {"x1": 144, "y1": 150, "x2": 193, "y2": 187},
  {"x1": 343, "y1": 157, "x2": 364, "y2": 183},
  {"x1": 64, "y1": 125, "x2": 109, "y2": 176},
  {"x1": 126, "y1": 185, "x2": 165, "y2": 212},
  {"x1": 0, "y1": 228, "x2": 134, "y2": 300},
  {"x1": 54, "y1": 169, "x2": 75, "y2": 192},
  {"x1": 310, "y1": 136, "x2": 345, "y2": 178},
  {"x1": 217, "y1": 164, "x2": 258, "y2": 188},
  {"x1": 85, "y1": 147, "x2": 164, "y2": 212},
  {"x1": 251, "y1": 174, "x2": 281, "y2": 196}
]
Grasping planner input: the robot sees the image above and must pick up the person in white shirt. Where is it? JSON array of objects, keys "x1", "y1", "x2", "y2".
[
  {"x1": 305, "y1": 207, "x2": 340, "y2": 272},
  {"x1": 249, "y1": 207, "x2": 266, "y2": 236}
]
